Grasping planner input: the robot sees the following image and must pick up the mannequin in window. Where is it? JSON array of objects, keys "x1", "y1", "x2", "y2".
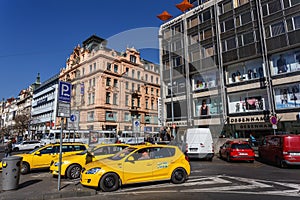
[
  {"x1": 281, "y1": 89, "x2": 288, "y2": 104},
  {"x1": 236, "y1": 70, "x2": 241, "y2": 81},
  {"x1": 200, "y1": 100, "x2": 209, "y2": 116},
  {"x1": 277, "y1": 54, "x2": 287, "y2": 74},
  {"x1": 231, "y1": 73, "x2": 236, "y2": 83},
  {"x1": 258, "y1": 67, "x2": 264, "y2": 77},
  {"x1": 247, "y1": 69, "x2": 252, "y2": 80}
]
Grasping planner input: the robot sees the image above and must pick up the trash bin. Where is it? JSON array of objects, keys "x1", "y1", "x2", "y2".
[{"x1": 2, "y1": 156, "x2": 23, "y2": 190}]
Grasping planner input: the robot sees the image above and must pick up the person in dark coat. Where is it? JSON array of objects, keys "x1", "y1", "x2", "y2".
[{"x1": 4, "y1": 140, "x2": 13, "y2": 157}]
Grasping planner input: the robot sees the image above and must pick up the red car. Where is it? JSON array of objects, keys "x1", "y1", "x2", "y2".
[{"x1": 219, "y1": 140, "x2": 255, "y2": 163}]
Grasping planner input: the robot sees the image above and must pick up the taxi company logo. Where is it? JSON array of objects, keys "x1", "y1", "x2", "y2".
[{"x1": 230, "y1": 116, "x2": 269, "y2": 124}]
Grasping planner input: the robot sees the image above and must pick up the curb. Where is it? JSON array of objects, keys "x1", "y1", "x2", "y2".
[{"x1": 27, "y1": 190, "x2": 97, "y2": 200}]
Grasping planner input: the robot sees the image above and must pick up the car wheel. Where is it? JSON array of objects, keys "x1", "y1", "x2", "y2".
[
  {"x1": 99, "y1": 173, "x2": 120, "y2": 192},
  {"x1": 276, "y1": 157, "x2": 286, "y2": 168},
  {"x1": 66, "y1": 164, "x2": 82, "y2": 179},
  {"x1": 21, "y1": 162, "x2": 30, "y2": 174},
  {"x1": 171, "y1": 168, "x2": 187, "y2": 184},
  {"x1": 249, "y1": 160, "x2": 254, "y2": 163}
]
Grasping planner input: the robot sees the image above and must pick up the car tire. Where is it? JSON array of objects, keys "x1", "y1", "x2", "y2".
[
  {"x1": 171, "y1": 168, "x2": 187, "y2": 184},
  {"x1": 66, "y1": 164, "x2": 82, "y2": 179},
  {"x1": 99, "y1": 173, "x2": 120, "y2": 192},
  {"x1": 21, "y1": 162, "x2": 30, "y2": 174}
]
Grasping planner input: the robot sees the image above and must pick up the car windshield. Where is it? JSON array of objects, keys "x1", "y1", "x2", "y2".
[
  {"x1": 231, "y1": 143, "x2": 251, "y2": 149},
  {"x1": 110, "y1": 147, "x2": 137, "y2": 160}
]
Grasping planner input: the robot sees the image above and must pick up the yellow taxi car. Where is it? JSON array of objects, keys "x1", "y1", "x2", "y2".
[
  {"x1": 80, "y1": 143, "x2": 190, "y2": 192},
  {"x1": 1, "y1": 142, "x2": 88, "y2": 174},
  {"x1": 50, "y1": 143, "x2": 130, "y2": 179}
]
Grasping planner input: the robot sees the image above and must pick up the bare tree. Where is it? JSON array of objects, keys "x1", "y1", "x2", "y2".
[{"x1": 13, "y1": 114, "x2": 30, "y2": 138}]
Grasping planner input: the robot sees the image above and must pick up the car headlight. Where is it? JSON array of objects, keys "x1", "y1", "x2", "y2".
[
  {"x1": 85, "y1": 167, "x2": 101, "y2": 174},
  {"x1": 54, "y1": 161, "x2": 70, "y2": 166}
]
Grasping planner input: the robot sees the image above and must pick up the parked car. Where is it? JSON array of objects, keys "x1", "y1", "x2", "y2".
[
  {"x1": 13, "y1": 140, "x2": 41, "y2": 151},
  {"x1": 80, "y1": 143, "x2": 190, "y2": 192},
  {"x1": 182, "y1": 128, "x2": 214, "y2": 160},
  {"x1": 50, "y1": 143, "x2": 130, "y2": 179},
  {"x1": 258, "y1": 134, "x2": 300, "y2": 168},
  {"x1": 219, "y1": 140, "x2": 255, "y2": 163},
  {"x1": 0, "y1": 142, "x2": 88, "y2": 174}
]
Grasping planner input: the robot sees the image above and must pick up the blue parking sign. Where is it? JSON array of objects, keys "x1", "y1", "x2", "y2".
[{"x1": 58, "y1": 81, "x2": 71, "y2": 103}]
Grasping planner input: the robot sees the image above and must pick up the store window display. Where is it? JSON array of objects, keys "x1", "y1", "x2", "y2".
[
  {"x1": 271, "y1": 50, "x2": 300, "y2": 75},
  {"x1": 275, "y1": 85, "x2": 300, "y2": 109}
]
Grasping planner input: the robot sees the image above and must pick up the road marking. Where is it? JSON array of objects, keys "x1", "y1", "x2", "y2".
[{"x1": 116, "y1": 175, "x2": 300, "y2": 197}]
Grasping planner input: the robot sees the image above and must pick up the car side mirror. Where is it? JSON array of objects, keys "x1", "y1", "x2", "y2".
[
  {"x1": 35, "y1": 151, "x2": 41, "y2": 156},
  {"x1": 126, "y1": 156, "x2": 135, "y2": 163}
]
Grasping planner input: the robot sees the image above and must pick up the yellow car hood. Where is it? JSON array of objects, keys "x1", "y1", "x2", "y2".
[{"x1": 84, "y1": 158, "x2": 120, "y2": 170}]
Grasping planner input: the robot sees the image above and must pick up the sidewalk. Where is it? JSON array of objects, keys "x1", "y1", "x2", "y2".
[{"x1": 0, "y1": 172, "x2": 97, "y2": 200}]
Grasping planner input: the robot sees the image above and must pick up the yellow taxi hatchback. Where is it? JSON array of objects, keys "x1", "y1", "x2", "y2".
[
  {"x1": 80, "y1": 144, "x2": 190, "y2": 192},
  {"x1": 50, "y1": 143, "x2": 130, "y2": 179},
  {"x1": 0, "y1": 142, "x2": 88, "y2": 174}
]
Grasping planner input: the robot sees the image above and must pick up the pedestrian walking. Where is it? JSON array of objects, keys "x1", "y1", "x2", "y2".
[{"x1": 4, "y1": 140, "x2": 13, "y2": 157}]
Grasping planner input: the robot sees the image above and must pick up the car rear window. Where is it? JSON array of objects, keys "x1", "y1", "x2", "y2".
[{"x1": 231, "y1": 143, "x2": 251, "y2": 149}]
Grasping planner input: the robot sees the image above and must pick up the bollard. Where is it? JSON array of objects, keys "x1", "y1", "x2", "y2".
[{"x1": 2, "y1": 156, "x2": 23, "y2": 190}]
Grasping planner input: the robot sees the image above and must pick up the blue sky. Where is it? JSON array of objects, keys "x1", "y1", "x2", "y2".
[{"x1": 0, "y1": 0, "x2": 183, "y2": 99}]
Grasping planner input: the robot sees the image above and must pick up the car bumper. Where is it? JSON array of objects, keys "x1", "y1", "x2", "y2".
[
  {"x1": 50, "y1": 165, "x2": 67, "y2": 176},
  {"x1": 284, "y1": 161, "x2": 300, "y2": 166},
  {"x1": 230, "y1": 156, "x2": 255, "y2": 161},
  {"x1": 187, "y1": 153, "x2": 214, "y2": 159},
  {"x1": 80, "y1": 173, "x2": 101, "y2": 188}
]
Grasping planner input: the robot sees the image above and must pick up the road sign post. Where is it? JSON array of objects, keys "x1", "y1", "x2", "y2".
[{"x1": 57, "y1": 81, "x2": 71, "y2": 191}]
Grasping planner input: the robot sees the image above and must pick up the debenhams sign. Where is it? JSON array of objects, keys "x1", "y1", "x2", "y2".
[{"x1": 229, "y1": 115, "x2": 268, "y2": 124}]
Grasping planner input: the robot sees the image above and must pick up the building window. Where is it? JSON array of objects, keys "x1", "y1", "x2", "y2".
[
  {"x1": 125, "y1": 95, "x2": 129, "y2": 106},
  {"x1": 90, "y1": 64, "x2": 92, "y2": 73},
  {"x1": 222, "y1": 37, "x2": 236, "y2": 51},
  {"x1": 113, "y1": 93, "x2": 118, "y2": 105},
  {"x1": 270, "y1": 21, "x2": 285, "y2": 37},
  {"x1": 106, "y1": 77, "x2": 111, "y2": 86},
  {"x1": 286, "y1": 15, "x2": 300, "y2": 31},
  {"x1": 238, "y1": 32, "x2": 255, "y2": 47},
  {"x1": 233, "y1": 0, "x2": 249, "y2": 8},
  {"x1": 125, "y1": 81, "x2": 129, "y2": 89},
  {"x1": 137, "y1": 84, "x2": 140, "y2": 92},
  {"x1": 106, "y1": 111, "x2": 117, "y2": 121},
  {"x1": 188, "y1": 16, "x2": 199, "y2": 28},
  {"x1": 145, "y1": 99, "x2": 149, "y2": 109},
  {"x1": 130, "y1": 55, "x2": 137, "y2": 63},
  {"x1": 87, "y1": 111, "x2": 94, "y2": 122},
  {"x1": 151, "y1": 100, "x2": 154, "y2": 110},
  {"x1": 106, "y1": 92, "x2": 111, "y2": 104},
  {"x1": 156, "y1": 77, "x2": 159, "y2": 84},
  {"x1": 124, "y1": 113, "x2": 131, "y2": 122},
  {"x1": 145, "y1": 87, "x2": 148, "y2": 94},
  {"x1": 202, "y1": 10, "x2": 211, "y2": 22},
  {"x1": 93, "y1": 78, "x2": 96, "y2": 86},
  {"x1": 137, "y1": 71, "x2": 140, "y2": 79},
  {"x1": 92, "y1": 92, "x2": 95, "y2": 104},
  {"x1": 114, "y1": 64, "x2": 118, "y2": 73},
  {"x1": 221, "y1": 1, "x2": 233, "y2": 13},
  {"x1": 113, "y1": 79, "x2": 118, "y2": 88},
  {"x1": 107, "y1": 63, "x2": 111, "y2": 71},
  {"x1": 132, "y1": 83, "x2": 135, "y2": 91},
  {"x1": 145, "y1": 74, "x2": 148, "y2": 81},
  {"x1": 137, "y1": 98, "x2": 140, "y2": 107},
  {"x1": 82, "y1": 67, "x2": 85, "y2": 75},
  {"x1": 94, "y1": 63, "x2": 96, "y2": 71},
  {"x1": 125, "y1": 67, "x2": 129, "y2": 76},
  {"x1": 132, "y1": 69, "x2": 135, "y2": 78}
]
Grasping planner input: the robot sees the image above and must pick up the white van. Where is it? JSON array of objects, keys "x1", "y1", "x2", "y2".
[{"x1": 183, "y1": 128, "x2": 214, "y2": 160}]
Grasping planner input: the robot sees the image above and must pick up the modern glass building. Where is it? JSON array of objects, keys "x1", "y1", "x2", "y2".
[{"x1": 159, "y1": 0, "x2": 300, "y2": 140}]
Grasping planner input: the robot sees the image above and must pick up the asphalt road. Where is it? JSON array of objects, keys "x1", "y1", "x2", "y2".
[{"x1": 1, "y1": 145, "x2": 300, "y2": 200}]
